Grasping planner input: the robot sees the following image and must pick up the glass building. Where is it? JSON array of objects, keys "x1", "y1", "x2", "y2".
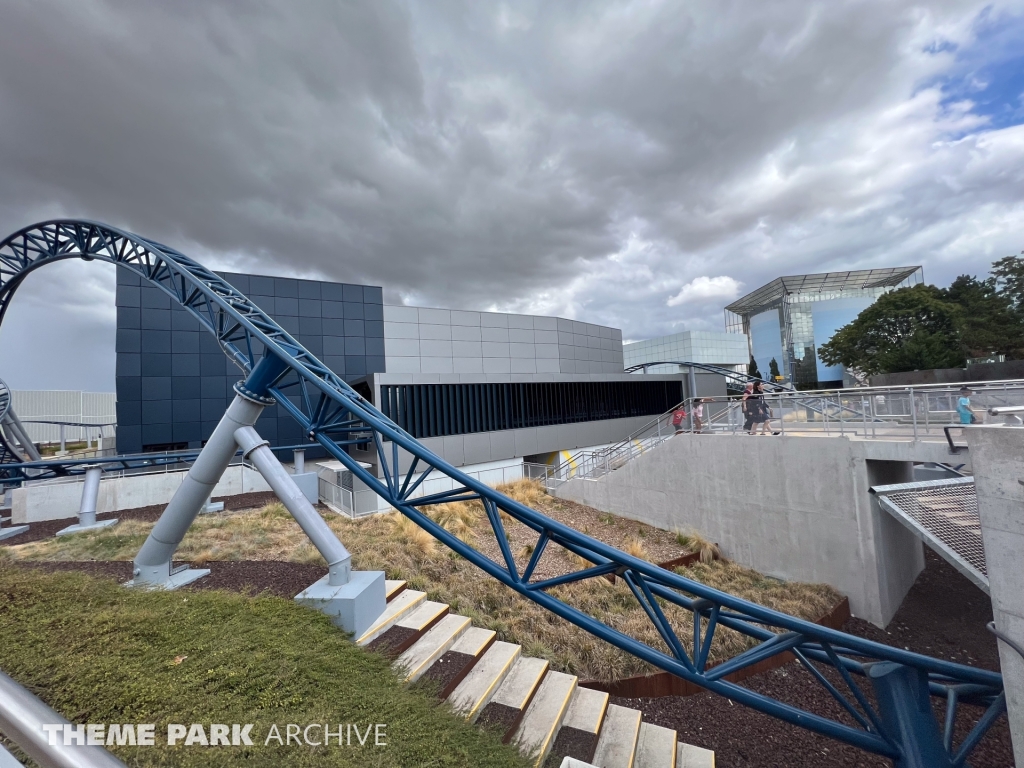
[{"x1": 724, "y1": 268, "x2": 923, "y2": 388}]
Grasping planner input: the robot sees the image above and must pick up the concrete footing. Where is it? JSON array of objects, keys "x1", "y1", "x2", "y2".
[
  {"x1": 295, "y1": 571, "x2": 386, "y2": 637},
  {"x1": 0, "y1": 525, "x2": 28, "y2": 541},
  {"x1": 56, "y1": 518, "x2": 118, "y2": 537},
  {"x1": 127, "y1": 565, "x2": 211, "y2": 590}
]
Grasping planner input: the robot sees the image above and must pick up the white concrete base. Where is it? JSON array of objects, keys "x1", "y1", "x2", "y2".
[
  {"x1": 291, "y1": 472, "x2": 319, "y2": 505},
  {"x1": 126, "y1": 567, "x2": 211, "y2": 590},
  {"x1": 0, "y1": 525, "x2": 29, "y2": 541},
  {"x1": 56, "y1": 518, "x2": 118, "y2": 537},
  {"x1": 295, "y1": 571, "x2": 386, "y2": 638},
  {"x1": 11, "y1": 464, "x2": 272, "y2": 524},
  {"x1": 966, "y1": 426, "x2": 1024, "y2": 765},
  {"x1": 200, "y1": 501, "x2": 225, "y2": 514}
]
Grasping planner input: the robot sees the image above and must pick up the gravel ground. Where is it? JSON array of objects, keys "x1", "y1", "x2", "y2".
[{"x1": 612, "y1": 550, "x2": 1016, "y2": 767}]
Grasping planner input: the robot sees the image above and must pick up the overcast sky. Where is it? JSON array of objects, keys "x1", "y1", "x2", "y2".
[{"x1": 1, "y1": 0, "x2": 1023, "y2": 391}]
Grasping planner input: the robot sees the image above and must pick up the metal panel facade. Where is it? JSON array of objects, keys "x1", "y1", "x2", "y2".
[{"x1": 115, "y1": 269, "x2": 385, "y2": 454}]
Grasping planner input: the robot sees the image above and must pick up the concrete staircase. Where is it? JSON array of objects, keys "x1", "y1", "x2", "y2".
[{"x1": 356, "y1": 580, "x2": 716, "y2": 768}]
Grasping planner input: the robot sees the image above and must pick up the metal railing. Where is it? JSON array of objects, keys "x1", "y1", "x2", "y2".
[
  {"x1": 0, "y1": 667, "x2": 125, "y2": 767},
  {"x1": 530, "y1": 380, "x2": 1024, "y2": 488},
  {"x1": 320, "y1": 462, "x2": 528, "y2": 518}
]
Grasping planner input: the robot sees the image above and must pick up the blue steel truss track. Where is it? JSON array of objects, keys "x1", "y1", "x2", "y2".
[{"x1": 0, "y1": 221, "x2": 1005, "y2": 765}]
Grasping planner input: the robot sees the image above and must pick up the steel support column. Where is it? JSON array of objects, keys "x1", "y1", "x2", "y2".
[
  {"x1": 868, "y1": 662, "x2": 951, "y2": 768},
  {"x1": 130, "y1": 355, "x2": 287, "y2": 588},
  {"x1": 56, "y1": 465, "x2": 117, "y2": 536}
]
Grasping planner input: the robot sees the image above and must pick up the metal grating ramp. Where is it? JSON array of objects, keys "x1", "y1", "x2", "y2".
[{"x1": 870, "y1": 477, "x2": 988, "y2": 594}]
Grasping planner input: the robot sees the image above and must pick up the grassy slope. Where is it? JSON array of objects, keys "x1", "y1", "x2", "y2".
[
  {"x1": 0, "y1": 565, "x2": 529, "y2": 768},
  {"x1": 2, "y1": 482, "x2": 842, "y2": 682}
]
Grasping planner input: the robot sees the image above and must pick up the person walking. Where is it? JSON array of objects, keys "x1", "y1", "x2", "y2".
[
  {"x1": 671, "y1": 405, "x2": 688, "y2": 434},
  {"x1": 751, "y1": 381, "x2": 781, "y2": 435},
  {"x1": 692, "y1": 398, "x2": 705, "y2": 433},
  {"x1": 957, "y1": 387, "x2": 976, "y2": 425},
  {"x1": 741, "y1": 383, "x2": 756, "y2": 434}
]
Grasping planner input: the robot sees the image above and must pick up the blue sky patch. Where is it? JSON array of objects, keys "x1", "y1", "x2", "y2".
[{"x1": 934, "y1": 7, "x2": 1024, "y2": 131}]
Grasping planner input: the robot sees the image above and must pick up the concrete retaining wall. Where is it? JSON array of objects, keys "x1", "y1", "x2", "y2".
[
  {"x1": 554, "y1": 433, "x2": 927, "y2": 626},
  {"x1": 11, "y1": 464, "x2": 272, "y2": 524},
  {"x1": 966, "y1": 426, "x2": 1024, "y2": 764}
]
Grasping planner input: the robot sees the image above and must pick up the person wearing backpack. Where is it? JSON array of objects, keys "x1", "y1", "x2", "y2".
[{"x1": 671, "y1": 405, "x2": 688, "y2": 434}]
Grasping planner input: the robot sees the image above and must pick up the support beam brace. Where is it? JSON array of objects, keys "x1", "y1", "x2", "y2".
[{"x1": 57, "y1": 465, "x2": 117, "y2": 536}]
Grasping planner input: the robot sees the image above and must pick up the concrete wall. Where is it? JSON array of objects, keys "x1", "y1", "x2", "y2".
[
  {"x1": 965, "y1": 426, "x2": 1024, "y2": 764},
  {"x1": 555, "y1": 433, "x2": 928, "y2": 626},
  {"x1": 11, "y1": 464, "x2": 272, "y2": 524},
  {"x1": 869, "y1": 360, "x2": 1024, "y2": 387},
  {"x1": 383, "y1": 305, "x2": 624, "y2": 375}
]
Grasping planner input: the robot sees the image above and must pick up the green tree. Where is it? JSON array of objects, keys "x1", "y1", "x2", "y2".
[
  {"x1": 747, "y1": 355, "x2": 761, "y2": 379},
  {"x1": 991, "y1": 253, "x2": 1024, "y2": 311},
  {"x1": 818, "y1": 284, "x2": 965, "y2": 375},
  {"x1": 943, "y1": 273, "x2": 1024, "y2": 359},
  {"x1": 768, "y1": 358, "x2": 781, "y2": 379}
]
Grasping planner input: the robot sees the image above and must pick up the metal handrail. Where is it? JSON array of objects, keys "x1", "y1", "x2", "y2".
[{"x1": 0, "y1": 667, "x2": 126, "y2": 768}]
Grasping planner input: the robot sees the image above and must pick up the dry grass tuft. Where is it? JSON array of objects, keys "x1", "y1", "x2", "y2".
[
  {"x1": 675, "y1": 529, "x2": 721, "y2": 563},
  {"x1": 624, "y1": 538, "x2": 647, "y2": 560},
  {"x1": 388, "y1": 513, "x2": 437, "y2": 556}
]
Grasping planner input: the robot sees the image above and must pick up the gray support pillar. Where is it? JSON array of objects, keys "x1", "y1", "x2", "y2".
[
  {"x1": 56, "y1": 466, "x2": 118, "y2": 536},
  {"x1": 293, "y1": 448, "x2": 305, "y2": 475},
  {"x1": 235, "y1": 427, "x2": 350, "y2": 585},
  {"x1": 2, "y1": 411, "x2": 41, "y2": 462},
  {"x1": 59, "y1": 424, "x2": 66, "y2": 454},
  {"x1": 130, "y1": 392, "x2": 266, "y2": 588},
  {"x1": 965, "y1": 426, "x2": 1024, "y2": 765},
  {"x1": 235, "y1": 426, "x2": 385, "y2": 636}
]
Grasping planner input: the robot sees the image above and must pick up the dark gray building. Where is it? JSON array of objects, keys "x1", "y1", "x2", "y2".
[{"x1": 115, "y1": 269, "x2": 385, "y2": 454}]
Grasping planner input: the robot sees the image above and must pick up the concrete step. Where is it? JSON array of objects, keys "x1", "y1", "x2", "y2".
[
  {"x1": 394, "y1": 613, "x2": 471, "y2": 682},
  {"x1": 590, "y1": 704, "x2": 642, "y2": 768},
  {"x1": 677, "y1": 743, "x2": 715, "y2": 767},
  {"x1": 448, "y1": 640, "x2": 521, "y2": 721},
  {"x1": 512, "y1": 670, "x2": 577, "y2": 766},
  {"x1": 547, "y1": 686, "x2": 610, "y2": 766},
  {"x1": 367, "y1": 600, "x2": 449, "y2": 658},
  {"x1": 634, "y1": 722, "x2": 677, "y2": 768},
  {"x1": 384, "y1": 579, "x2": 407, "y2": 601},
  {"x1": 354, "y1": 589, "x2": 425, "y2": 646},
  {"x1": 419, "y1": 626, "x2": 497, "y2": 699},
  {"x1": 477, "y1": 655, "x2": 550, "y2": 742}
]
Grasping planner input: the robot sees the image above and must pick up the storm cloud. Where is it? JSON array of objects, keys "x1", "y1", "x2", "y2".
[{"x1": 1, "y1": 0, "x2": 1022, "y2": 390}]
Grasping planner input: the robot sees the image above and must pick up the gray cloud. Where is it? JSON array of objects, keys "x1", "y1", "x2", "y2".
[{"x1": 1, "y1": 0, "x2": 1023, "y2": 388}]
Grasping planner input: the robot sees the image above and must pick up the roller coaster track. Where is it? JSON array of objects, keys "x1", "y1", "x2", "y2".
[{"x1": 0, "y1": 221, "x2": 1006, "y2": 766}]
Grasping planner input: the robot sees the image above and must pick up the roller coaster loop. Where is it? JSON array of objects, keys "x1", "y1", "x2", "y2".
[{"x1": 0, "y1": 220, "x2": 1006, "y2": 767}]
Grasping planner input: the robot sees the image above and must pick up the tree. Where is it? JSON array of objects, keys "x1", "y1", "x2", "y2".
[
  {"x1": 768, "y1": 358, "x2": 781, "y2": 379},
  {"x1": 943, "y1": 274, "x2": 1024, "y2": 359},
  {"x1": 747, "y1": 355, "x2": 761, "y2": 379},
  {"x1": 991, "y1": 253, "x2": 1024, "y2": 311},
  {"x1": 818, "y1": 284, "x2": 965, "y2": 375}
]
